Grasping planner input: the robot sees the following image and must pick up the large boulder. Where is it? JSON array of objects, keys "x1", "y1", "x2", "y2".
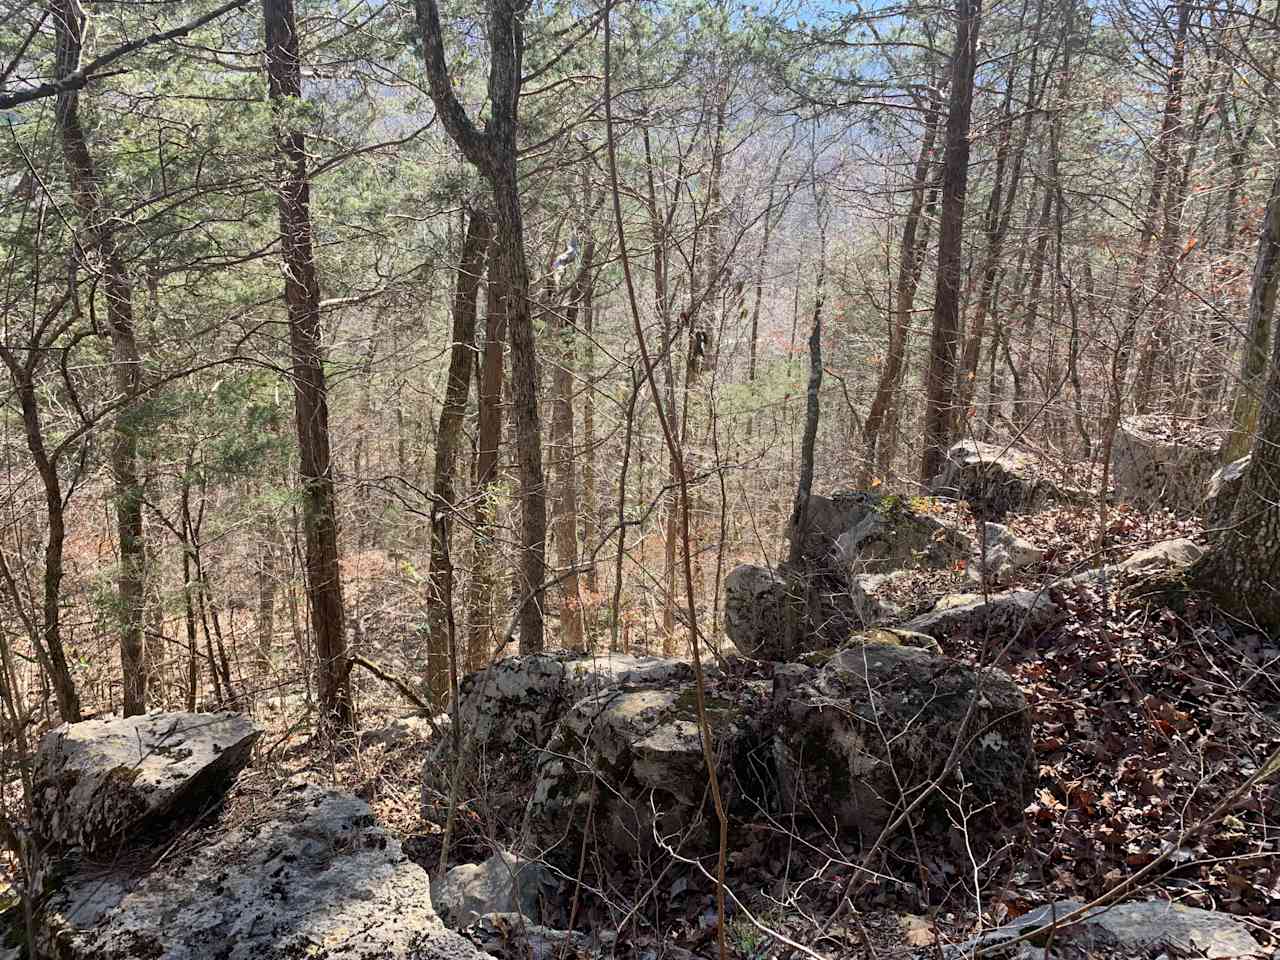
[
  {"x1": 930, "y1": 441, "x2": 1064, "y2": 521},
  {"x1": 901, "y1": 589, "x2": 1060, "y2": 646},
  {"x1": 790, "y1": 490, "x2": 970, "y2": 575},
  {"x1": 37, "y1": 782, "x2": 490, "y2": 960},
  {"x1": 446, "y1": 652, "x2": 692, "y2": 759},
  {"x1": 966, "y1": 523, "x2": 1044, "y2": 587},
  {"x1": 945, "y1": 899, "x2": 1266, "y2": 959},
  {"x1": 1203, "y1": 454, "x2": 1250, "y2": 530},
  {"x1": 431, "y1": 850, "x2": 558, "y2": 930},
  {"x1": 32, "y1": 711, "x2": 260, "y2": 854},
  {"x1": 723, "y1": 562, "x2": 877, "y2": 660},
  {"x1": 1113, "y1": 415, "x2": 1222, "y2": 514},
  {"x1": 773, "y1": 644, "x2": 1032, "y2": 843},
  {"x1": 523, "y1": 676, "x2": 769, "y2": 871}
]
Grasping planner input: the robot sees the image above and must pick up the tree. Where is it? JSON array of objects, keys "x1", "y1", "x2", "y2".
[
  {"x1": 263, "y1": 0, "x2": 352, "y2": 728},
  {"x1": 416, "y1": 0, "x2": 548, "y2": 653},
  {"x1": 1191, "y1": 171, "x2": 1280, "y2": 627},
  {"x1": 920, "y1": 0, "x2": 982, "y2": 482},
  {"x1": 54, "y1": 0, "x2": 149, "y2": 717}
]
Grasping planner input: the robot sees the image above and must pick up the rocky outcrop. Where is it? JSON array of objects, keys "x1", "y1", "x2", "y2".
[
  {"x1": 792, "y1": 490, "x2": 971, "y2": 575},
  {"x1": 523, "y1": 675, "x2": 768, "y2": 871},
  {"x1": 432, "y1": 851, "x2": 558, "y2": 930},
  {"x1": 32, "y1": 711, "x2": 260, "y2": 854},
  {"x1": 39, "y1": 782, "x2": 490, "y2": 960},
  {"x1": 1113, "y1": 415, "x2": 1222, "y2": 514},
  {"x1": 1064, "y1": 538, "x2": 1204, "y2": 592},
  {"x1": 723, "y1": 562, "x2": 877, "y2": 660},
  {"x1": 930, "y1": 441, "x2": 1064, "y2": 521},
  {"x1": 966, "y1": 523, "x2": 1043, "y2": 587},
  {"x1": 901, "y1": 589, "x2": 1060, "y2": 646},
  {"x1": 944, "y1": 899, "x2": 1266, "y2": 959},
  {"x1": 773, "y1": 644, "x2": 1032, "y2": 842},
  {"x1": 1203, "y1": 454, "x2": 1249, "y2": 530}
]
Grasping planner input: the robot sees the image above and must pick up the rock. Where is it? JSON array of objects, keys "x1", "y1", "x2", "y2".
[
  {"x1": 773, "y1": 644, "x2": 1032, "y2": 842},
  {"x1": 523, "y1": 676, "x2": 768, "y2": 871},
  {"x1": 1113, "y1": 415, "x2": 1222, "y2": 514},
  {"x1": 39, "y1": 782, "x2": 491, "y2": 960},
  {"x1": 1064, "y1": 538, "x2": 1204, "y2": 590},
  {"x1": 901, "y1": 590, "x2": 1060, "y2": 646},
  {"x1": 461, "y1": 913, "x2": 614, "y2": 960},
  {"x1": 967, "y1": 523, "x2": 1044, "y2": 587},
  {"x1": 788, "y1": 491, "x2": 970, "y2": 574},
  {"x1": 945, "y1": 899, "x2": 1266, "y2": 959},
  {"x1": 32, "y1": 711, "x2": 260, "y2": 854},
  {"x1": 432, "y1": 851, "x2": 558, "y2": 929},
  {"x1": 852, "y1": 627, "x2": 943, "y2": 655},
  {"x1": 1203, "y1": 454, "x2": 1250, "y2": 529},
  {"x1": 930, "y1": 441, "x2": 1065, "y2": 521},
  {"x1": 450, "y1": 652, "x2": 692, "y2": 759},
  {"x1": 723, "y1": 563, "x2": 877, "y2": 660}
]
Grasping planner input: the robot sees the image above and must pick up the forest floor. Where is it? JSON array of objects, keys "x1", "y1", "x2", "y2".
[{"x1": 188, "y1": 500, "x2": 1280, "y2": 959}]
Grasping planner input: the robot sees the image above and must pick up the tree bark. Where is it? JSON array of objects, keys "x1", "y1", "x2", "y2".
[
  {"x1": 1191, "y1": 176, "x2": 1280, "y2": 629},
  {"x1": 416, "y1": 0, "x2": 547, "y2": 653},
  {"x1": 862, "y1": 91, "x2": 941, "y2": 481},
  {"x1": 53, "y1": 0, "x2": 148, "y2": 716},
  {"x1": 264, "y1": 0, "x2": 351, "y2": 728},
  {"x1": 920, "y1": 0, "x2": 982, "y2": 483},
  {"x1": 466, "y1": 252, "x2": 505, "y2": 669},
  {"x1": 426, "y1": 206, "x2": 491, "y2": 702},
  {"x1": 1224, "y1": 175, "x2": 1280, "y2": 460}
]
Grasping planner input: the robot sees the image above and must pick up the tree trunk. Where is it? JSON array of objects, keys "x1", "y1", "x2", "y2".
[
  {"x1": 53, "y1": 0, "x2": 148, "y2": 716},
  {"x1": 549, "y1": 241, "x2": 595, "y2": 652},
  {"x1": 920, "y1": 0, "x2": 982, "y2": 483},
  {"x1": 580, "y1": 304, "x2": 598, "y2": 592},
  {"x1": 1224, "y1": 174, "x2": 1280, "y2": 460},
  {"x1": 467, "y1": 253, "x2": 505, "y2": 670},
  {"x1": 426, "y1": 206, "x2": 491, "y2": 702},
  {"x1": 416, "y1": 0, "x2": 547, "y2": 654},
  {"x1": 264, "y1": 0, "x2": 351, "y2": 729},
  {"x1": 863, "y1": 92, "x2": 941, "y2": 481},
  {"x1": 1191, "y1": 177, "x2": 1280, "y2": 629}
]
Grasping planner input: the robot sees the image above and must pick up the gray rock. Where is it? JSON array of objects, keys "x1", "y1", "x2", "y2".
[
  {"x1": 773, "y1": 643, "x2": 1032, "y2": 842},
  {"x1": 1204, "y1": 454, "x2": 1250, "y2": 530},
  {"x1": 789, "y1": 491, "x2": 971, "y2": 575},
  {"x1": 39, "y1": 782, "x2": 491, "y2": 960},
  {"x1": 967, "y1": 523, "x2": 1044, "y2": 587},
  {"x1": 723, "y1": 562, "x2": 877, "y2": 660},
  {"x1": 901, "y1": 590, "x2": 1060, "y2": 645},
  {"x1": 32, "y1": 711, "x2": 260, "y2": 854},
  {"x1": 1064, "y1": 538, "x2": 1203, "y2": 590},
  {"x1": 1113, "y1": 415, "x2": 1222, "y2": 514},
  {"x1": 432, "y1": 851, "x2": 558, "y2": 929},
  {"x1": 930, "y1": 441, "x2": 1067, "y2": 521},
  {"x1": 946, "y1": 899, "x2": 1265, "y2": 959},
  {"x1": 523, "y1": 677, "x2": 768, "y2": 870}
]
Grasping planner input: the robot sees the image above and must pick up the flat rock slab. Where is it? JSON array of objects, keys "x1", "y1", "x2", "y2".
[
  {"x1": 945, "y1": 899, "x2": 1265, "y2": 958},
  {"x1": 39, "y1": 783, "x2": 492, "y2": 960},
  {"x1": 33, "y1": 710, "x2": 261, "y2": 853}
]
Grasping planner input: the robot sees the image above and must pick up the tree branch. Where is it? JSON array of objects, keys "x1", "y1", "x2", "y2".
[{"x1": 0, "y1": 0, "x2": 252, "y2": 111}]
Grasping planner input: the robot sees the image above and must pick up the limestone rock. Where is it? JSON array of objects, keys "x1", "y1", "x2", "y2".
[
  {"x1": 773, "y1": 644, "x2": 1032, "y2": 842},
  {"x1": 945, "y1": 900, "x2": 1265, "y2": 959},
  {"x1": 39, "y1": 782, "x2": 491, "y2": 960},
  {"x1": 1064, "y1": 538, "x2": 1204, "y2": 591},
  {"x1": 930, "y1": 441, "x2": 1064, "y2": 521},
  {"x1": 432, "y1": 851, "x2": 558, "y2": 929},
  {"x1": 817, "y1": 492, "x2": 971, "y2": 574},
  {"x1": 1113, "y1": 415, "x2": 1221, "y2": 514},
  {"x1": 523, "y1": 677, "x2": 768, "y2": 870},
  {"x1": 851, "y1": 627, "x2": 943, "y2": 655},
  {"x1": 32, "y1": 710, "x2": 260, "y2": 854},
  {"x1": 723, "y1": 562, "x2": 877, "y2": 660},
  {"x1": 1203, "y1": 454, "x2": 1250, "y2": 530},
  {"x1": 901, "y1": 590, "x2": 1060, "y2": 645},
  {"x1": 967, "y1": 523, "x2": 1044, "y2": 587}
]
